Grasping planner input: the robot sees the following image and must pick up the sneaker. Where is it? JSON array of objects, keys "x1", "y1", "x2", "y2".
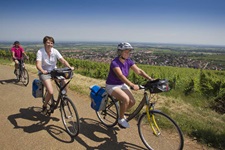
[
  {"x1": 118, "y1": 115, "x2": 127, "y2": 120},
  {"x1": 118, "y1": 118, "x2": 130, "y2": 128},
  {"x1": 41, "y1": 106, "x2": 48, "y2": 115}
]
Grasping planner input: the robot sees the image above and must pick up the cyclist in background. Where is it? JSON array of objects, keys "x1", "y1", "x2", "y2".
[
  {"x1": 36, "y1": 36, "x2": 74, "y2": 115},
  {"x1": 11, "y1": 41, "x2": 29, "y2": 75},
  {"x1": 105, "y1": 42, "x2": 153, "y2": 128}
]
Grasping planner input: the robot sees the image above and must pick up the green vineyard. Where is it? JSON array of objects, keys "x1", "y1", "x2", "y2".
[{"x1": 1, "y1": 49, "x2": 225, "y2": 149}]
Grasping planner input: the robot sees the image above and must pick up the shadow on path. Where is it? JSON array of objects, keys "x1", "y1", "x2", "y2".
[
  {"x1": 7, "y1": 108, "x2": 147, "y2": 148},
  {"x1": 7, "y1": 107, "x2": 74, "y2": 143},
  {"x1": 0, "y1": 78, "x2": 24, "y2": 87},
  {"x1": 75, "y1": 118, "x2": 147, "y2": 150}
]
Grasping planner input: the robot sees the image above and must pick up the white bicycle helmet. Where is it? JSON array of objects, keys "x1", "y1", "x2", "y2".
[{"x1": 117, "y1": 42, "x2": 134, "y2": 51}]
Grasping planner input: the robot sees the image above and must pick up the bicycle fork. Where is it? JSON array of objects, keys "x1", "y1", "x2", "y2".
[
  {"x1": 146, "y1": 105, "x2": 161, "y2": 136},
  {"x1": 61, "y1": 98, "x2": 72, "y2": 119}
]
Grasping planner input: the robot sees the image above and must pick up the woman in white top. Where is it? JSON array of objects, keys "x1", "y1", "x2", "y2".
[{"x1": 36, "y1": 36, "x2": 74, "y2": 114}]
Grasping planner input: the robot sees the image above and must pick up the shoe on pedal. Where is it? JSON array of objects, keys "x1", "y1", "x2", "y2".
[
  {"x1": 118, "y1": 118, "x2": 130, "y2": 128},
  {"x1": 41, "y1": 106, "x2": 48, "y2": 115}
]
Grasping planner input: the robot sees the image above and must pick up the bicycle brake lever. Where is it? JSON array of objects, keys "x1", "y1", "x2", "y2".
[
  {"x1": 139, "y1": 85, "x2": 145, "y2": 90},
  {"x1": 130, "y1": 85, "x2": 145, "y2": 90}
]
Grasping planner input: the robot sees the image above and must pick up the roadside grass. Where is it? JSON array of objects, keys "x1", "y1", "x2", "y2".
[
  {"x1": 0, "y1": 58, "x2": 11, "y2": 65},
  {"x1": 1, "y1": 60, "x2": 225, "y2": 149}
]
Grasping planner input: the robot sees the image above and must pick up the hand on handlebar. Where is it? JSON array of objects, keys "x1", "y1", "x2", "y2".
[
  {"x1": 130, "y1": 84, "x2": 140, "y2": 91},
  {"x1": 130, "y1": 84, "x2": 145, "y2": 90},
  {"x1": 42, "y1": 70, "x2": 49, "y2": 74}
]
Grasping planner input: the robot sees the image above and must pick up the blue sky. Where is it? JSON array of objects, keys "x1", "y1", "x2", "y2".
[{"x1": 0, "y1": 0, "x2": 225, "y2": 46}]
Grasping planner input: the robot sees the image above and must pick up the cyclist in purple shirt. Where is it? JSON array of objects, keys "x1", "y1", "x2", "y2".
[{"x1": 105, "y1": 42, "x2": 153, "y2": 128}]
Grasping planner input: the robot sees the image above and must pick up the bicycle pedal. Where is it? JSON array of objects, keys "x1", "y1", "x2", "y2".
[
  {"x1": 66, "y1": 115, "x2": 72, "y2": 119},
  {"x1": 49, "y1": 107, "x2": 55, "y2": 113}
]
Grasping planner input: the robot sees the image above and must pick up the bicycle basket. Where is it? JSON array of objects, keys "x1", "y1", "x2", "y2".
[
  {"x1": 144, "y1": 79, "x2": 170, "y2": 93},
  {"x1": 51, "y1": 68, "x2": 73, "y2": 79}
]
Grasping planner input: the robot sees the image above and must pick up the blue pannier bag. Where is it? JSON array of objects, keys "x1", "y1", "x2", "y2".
[
  {"x1": 32, "y1": 79, "x2": 43, "y2": 98},
  {"x1": 89, "y1": 85, "x2": 108, "y2": 111}
]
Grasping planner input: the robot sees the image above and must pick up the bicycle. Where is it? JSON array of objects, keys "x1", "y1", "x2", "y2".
[
  {"x1": 15, "y1": 57, "x2": 29, "y2": 86},
  {"x1": 41, "y1": 67, "x2": 80, "y2": 137},
  {"x1": 94, "y1": 79, "x2": 184, "y2": 150}
]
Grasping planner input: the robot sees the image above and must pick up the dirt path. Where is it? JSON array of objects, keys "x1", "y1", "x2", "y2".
[{"x1": 0, "y1": 64, "x2": 212, "y2": 150}]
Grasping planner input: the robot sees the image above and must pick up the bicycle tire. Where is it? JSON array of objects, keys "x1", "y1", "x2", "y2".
[
  {"x1": 21, "y1": 69, "x2": 29, "y2": 86},
  {"x1": 60, "y1": 97, "x2": 80, "y2": 137},
  {"x1": 138, "y1": 110, "x2": 184, "y2": 150},
  {"x1": 96, "y1": 96, "x2": 119, "y2": 127}
]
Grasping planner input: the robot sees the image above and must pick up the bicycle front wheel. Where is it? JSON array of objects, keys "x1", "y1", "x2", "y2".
[
  {"x1": 96, "y1": 96, "x2": 119, "y2": 127},
  {"x1": 60, "y1": 97, "x2": 80, "y2": 137},
  {"x1": 138, "y1": 110, "x2": 184, "y2": 150},
  {"x1": 21, "y1": 69, "x2": 29, "y2": 86}
]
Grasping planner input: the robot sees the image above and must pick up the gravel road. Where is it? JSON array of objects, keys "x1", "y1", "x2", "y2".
[{"x1": 0, "y1": 64, "x2": 211, "y2": 150}]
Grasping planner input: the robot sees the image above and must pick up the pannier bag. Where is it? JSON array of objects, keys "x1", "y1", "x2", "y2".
[
  {"x1": 32, "y1": 79, "x2": 43, "y2": 98},
  {"x1": 89, "y1": 85, "x2": 108, "y2": 111}
]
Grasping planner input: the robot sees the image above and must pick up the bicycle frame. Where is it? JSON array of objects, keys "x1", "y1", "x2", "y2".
[
  {"x1": 124, "y1": 91, "x2": 148, "y2": 122},
  {"x1": 111, "y1": 89, "x2": 150, "y2": 122},
  {"x1": 50, "y1": 77, "x2": 72, "y2": 110},
  {"x1": 115, "y1": 89, "x2": 162, "y2": 136},
  {"x1": 18, "y1": 58, "x2": 25, "y2": 76}
]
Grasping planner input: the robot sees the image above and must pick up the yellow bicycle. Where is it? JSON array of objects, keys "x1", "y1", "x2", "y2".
[{"x1": 95, "y1": 79, "x2": 184, "y2": 150}]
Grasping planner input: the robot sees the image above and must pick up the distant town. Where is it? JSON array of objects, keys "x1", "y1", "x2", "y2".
[
  {"x1": 58, "y1": 42, "x2": 225, "y2": 71},
  {"x1": 1, "y1": 41, "x2": 225, "y2": 71}
]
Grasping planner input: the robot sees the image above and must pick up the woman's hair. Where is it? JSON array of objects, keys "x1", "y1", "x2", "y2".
[
  {"x1": 43, "y1": 36, "x2": 55, "y2": 44},
  {"x1": 13, "y1": 41, "x2": 20, "y2": 45}
]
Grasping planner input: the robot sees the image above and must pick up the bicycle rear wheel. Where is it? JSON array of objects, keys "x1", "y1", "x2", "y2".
[
  {"x1": 96, "y1": 96, "x2": 119, "y2": 127},
  {"x1": 138, "y1": 110, "x2": 184, "y2": 150},
  {"x1": 21, "y1": 69, "x2": 29, "y2": 86},
  {"x1": 60, "y1": 97, "x2": 80, "y2": 137}
]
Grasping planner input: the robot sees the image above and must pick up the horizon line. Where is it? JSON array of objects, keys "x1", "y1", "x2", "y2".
[{"x1": 0, "y1": 40, "x2": 225, "y2": 47}]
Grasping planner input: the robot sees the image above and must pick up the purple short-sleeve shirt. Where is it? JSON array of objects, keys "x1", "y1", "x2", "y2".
[{"x1": 106, "y1": 57, "x2": 134, "y2": 85}]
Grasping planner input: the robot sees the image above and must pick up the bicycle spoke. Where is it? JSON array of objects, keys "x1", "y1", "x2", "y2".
[
  {"x1": 21, "y1": 69, "x2": 29, "y2": 86},
  {"x1": 103, "y1": 106, "x2": 118, "y2": 119},
  {"x1": 60, "y1": 97, "x2": 79, "y2": 137},
  {"x1": 138, "y1": 111, "x2": 184, "y2": 150},
  {"x1": 96, "y1": 96, "x2": 119, "y2": 127}
]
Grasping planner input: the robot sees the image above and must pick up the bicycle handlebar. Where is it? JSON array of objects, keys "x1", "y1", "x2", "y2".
[
  {"x1": 47, "y1": 67, "x2": 74, "y2": 79},
  {"x1": 130, "y1": 85, "x2": 145, "y2": 90},
  {"x1": 130, "y1": 79, "x2": 169, "y2": 94}
]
